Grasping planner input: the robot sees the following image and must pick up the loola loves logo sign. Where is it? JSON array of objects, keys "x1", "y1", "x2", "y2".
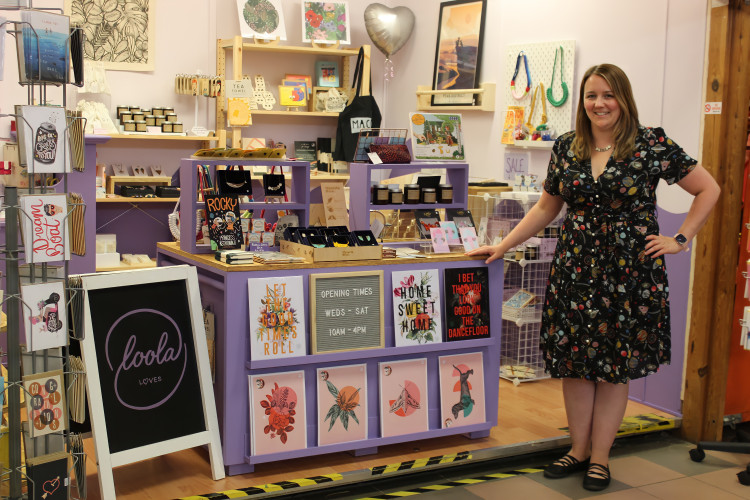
[{"x1": 105, "y1": 308, "x2": 187, "y2": 411}]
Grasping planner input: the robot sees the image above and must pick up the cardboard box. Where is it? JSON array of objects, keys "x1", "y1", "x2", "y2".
[{"x1": 281, "y1": 240, "x2": 382, "y2": 262}]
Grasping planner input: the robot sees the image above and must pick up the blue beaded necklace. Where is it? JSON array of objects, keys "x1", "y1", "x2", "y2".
[{"x1": 511, "y1": 51, "x2": 531, "y2": 100}]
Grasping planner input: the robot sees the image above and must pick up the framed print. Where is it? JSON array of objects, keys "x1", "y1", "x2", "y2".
[
  {"x1": 301, "y1": 1, "x2": 350, "y2": 45},
  {"x1": 409, "y1": 112, "x2": 465, "y2": 161},
  {"x1": 236, "y1": 0, "x2": 287, "y2": 41},
  {"x1": 431, "y1": 0, "x2": 487, "y2": 106}
]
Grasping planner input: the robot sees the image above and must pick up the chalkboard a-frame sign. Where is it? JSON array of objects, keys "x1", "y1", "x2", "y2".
[
  {"x1": 81, "y1": 265, "x2": 224, "y2": 499},
  {"x1": 310, "y1": 270, "x2": 385, "y2": 354}
]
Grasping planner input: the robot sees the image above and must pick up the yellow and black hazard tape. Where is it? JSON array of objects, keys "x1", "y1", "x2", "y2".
[
  {"x1": 358, "y1": 468, "x2": 544, "y2": 499},
  {"x1": 559, "y1": 413, "x2": 677, "y2": 437},
  {"x1": 370, "y1": 450, "x2": 472, "y2": 475},
  {"x1": 177, "y1": 473, "x2": 343, "y2": 499}
]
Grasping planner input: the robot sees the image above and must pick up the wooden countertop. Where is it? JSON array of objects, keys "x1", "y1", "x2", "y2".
[{"x1": 156, "y1": 242, "x2": 485, "y2": 272}]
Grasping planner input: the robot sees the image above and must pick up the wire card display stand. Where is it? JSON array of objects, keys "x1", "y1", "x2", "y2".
[{"x1": 1, "y1": 9, "x2": 89, "y2": 499}]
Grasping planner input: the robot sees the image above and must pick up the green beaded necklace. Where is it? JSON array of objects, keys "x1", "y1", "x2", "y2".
[{"x1": 546, "y1": 46, "x2": 569, "y2": 107}]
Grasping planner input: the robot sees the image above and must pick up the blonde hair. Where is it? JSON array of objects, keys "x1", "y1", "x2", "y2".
[{"x1": 571, "y1": 64, "x2": 639, "y2": 161}]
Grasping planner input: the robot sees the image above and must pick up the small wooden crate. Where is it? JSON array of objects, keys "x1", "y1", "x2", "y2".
[{"x1": 280, "y1": 240, "x2": 382, "y2": 262}]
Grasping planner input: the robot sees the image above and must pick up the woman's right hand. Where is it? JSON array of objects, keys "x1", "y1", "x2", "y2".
[{"x1": 466, "y1": 244, "x2": 504, "y2": 264}]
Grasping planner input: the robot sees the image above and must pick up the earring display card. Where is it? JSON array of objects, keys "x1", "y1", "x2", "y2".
[
  {"x1": 430, "y1": 228, "x2": 450, "y2": 253},
  {"x1": 321, "y1": 182, "x2": 348, "y2": 227},
  {"x1": 414, "y1": 209, "x2": 441, "y2": 239},
  {"x1": 20, "y1": 194, "x2": 71, "y2": 264}
]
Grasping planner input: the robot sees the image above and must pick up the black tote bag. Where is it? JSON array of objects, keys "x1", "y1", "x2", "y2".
[{"x1": 333, "y1": 47, "x2": 382, "y2": 162}]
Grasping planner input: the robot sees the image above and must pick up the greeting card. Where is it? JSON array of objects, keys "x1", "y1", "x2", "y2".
[
  {"x1": 23, "y1": 370, "x2": 66, "y2": 437},
  {"x1": 20, "y1": 194, "x2": 70, "y2": 264},
  {"x1": 444, "y1": 267, "x2": 491, "y2": 341},
  {"x1": 439, "y1": 352, "x2": 486, "y2": 428},
  {"x1": 249, "y1": 371, "x2": 306, "y2": 455},
  {"x1": 379, "y1": 358, "x2": 428, "y2": 438},
  {"x1": 439, "y1": 221, "x2": 460, "y2": 245},
  {"x1": 315, "y1": 60, "x2": 339, "y2": 87},
  {"x1": 460, "y1": 227, "x2": 479, "y2": 251},
  {"x1": 17, "y1": 9, "x2": 69, "y2": 84},
  {"x1": 430, "y1": 227, "x2": 450, "y2": 253},
  {"x1": 16, "y1": 105, "x2": 71, "y2": 173},
  {"x1": 248, "y1": 276, "x2": 306, "y2": 361},
  {"x1": 21, "y1": 281, "x2": 68, "y2": 352},
  {"x1": 204, "y1": 194, "x2": 243, "y2": 250},
  {"x1": 392, "y1": 270, "x2": 443, "y2": 346},
  {"x1": 317, "y1": 364, "x2": 367, "y2": 446},
  {"x1": 26, "y1": 451, "x2": 69, "y2": 500}
]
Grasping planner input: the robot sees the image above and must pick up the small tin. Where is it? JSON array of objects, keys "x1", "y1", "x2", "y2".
[
  {"x1": 141, "y1": 108, "x2": 151, "y2": 115},
  {"x1": 155, "y1": 116, "x2": 166, "y2": 126},
  {"x1": 116, "y1": 105, "x2": 130, "y2": 118},
  {"x1": 438, "y1": 184, "x2": 453, "y2": 203},
  {"x1": 161, "y1": 122, "x2": 173, "y2": 133},
  {"x1": 388, "y1": 187, "x2": 403, "y2": 204},
  {"x1": 122, "y1": 120, "x2": 136, "y2": 132},
  {"x1": 421, "y1": 187, "x2": 437, "y2": 203},
  {"x1": 152, "y1": 107, "x2": 164, "y2": 116},
  {"x1": 129, "y1": 106, "x2": 141, "y2": 113},
  {"x1": 165, "y1": 113, "x2": 178, "y2": 123},
  {"x1": 372, "y1": 184, "x2": 390, "y2": 205},
  {"x1": 404, "y1": 184, "x2": 421, "y2": 204},
  {"x1": 119, "y1": 112, "x2": 133, "y2": 122},
  {"x1": 132, "y1": 112, "x2": 145, "y2": 122},
  {"x1": 163, "y1": 107, "x2": 175, "y2": 116},
  {"x1": 172, "y1": 122, "x2": 184, "y2": 133},
  {"x1": 135, "y1": 120, "x2": 147, "y2": 132},
  {"x1": 145, "y1": 114, "x2": 156, "y2": 126}
]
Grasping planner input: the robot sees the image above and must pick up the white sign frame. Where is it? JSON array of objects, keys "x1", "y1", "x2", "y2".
[{"x1": 80, "y1": 265, "x2": 224, "y2": 499}]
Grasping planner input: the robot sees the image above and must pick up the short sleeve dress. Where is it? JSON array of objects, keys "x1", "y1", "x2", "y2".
[{"x1": 541, "y1": 126, "x2": 697, "y2": 383}]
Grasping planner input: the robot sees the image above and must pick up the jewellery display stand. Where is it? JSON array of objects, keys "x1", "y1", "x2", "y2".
[{"x1": 1, "y1": 10, "x2": 87, "y2": 499}]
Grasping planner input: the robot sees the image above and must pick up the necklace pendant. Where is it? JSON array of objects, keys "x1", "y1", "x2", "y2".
[{"x1": 594, "y1": 144, "x2": 612, "y2": 152}]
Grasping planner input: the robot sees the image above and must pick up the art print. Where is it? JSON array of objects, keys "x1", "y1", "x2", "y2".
[
  {"x1": 439, "y1": 352, "x2": 485, "y2": 428},
  {"x1": 248, "y1": 276, "x2": 306, "y2": 361},
  {"x1": 20, "y1": 194, "x2": 70, "y2": 264},
  {"x1": 236, "y1": 0, "x2": 287, "y2": 40},
  {"x1": 23, "y1": 370, "x2": 66, "y2": 437},
  {"x1": 17, "y1": 105, "x2": 71, "y2": 173},
  {"x1": 409, "y1": 112, "x2": 465, "y2": 160},
  {"x1": 431, "y1": 0, "x2": 486, "y2": 106},
  {"x1": 379, "y1": 358, "x2": 428, "y2": 438},
  {"x1": 301, "y1": 1, "x2": 350, "y2": 45},
  {"x1": 249, "y1": 371, "x2": 306, "y2": 455},
  {"x1": 391, "y1": 269, "x2": 443, "y2": 346},
  {"x1": 66, "y1": 0, "x2": 155, "y2": 71},
  {"x1": 21, "y1": 281, "x2": 68, "y2": 352},
  {"x1": 316, "y1": 364, "x2": 367, "y2": 446},
  {"x1": 444, "y1": 267, "x2": 490, "y2": 341}
]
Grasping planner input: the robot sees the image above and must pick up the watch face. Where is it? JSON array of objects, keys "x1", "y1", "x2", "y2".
[{"x1": 675, "y1": 233, "x2": 688, "y2": 245}]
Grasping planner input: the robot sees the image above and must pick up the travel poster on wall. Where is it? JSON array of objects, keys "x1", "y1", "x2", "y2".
[
  {"x1": 20, "y1": 194, "x2": 70, "y2": 264},
  {"x1": 21, "y1": 281, "x2": 68, "y2": 352},
  {"x1": 248, "y1": 276, "x2": 306, "y2": 361},
  {"x1": 25, "y1": 450, "x2": 69, "y2": 500},
  {"x1": 204, "y1": 194, "x2": 242, "y2": 250},
  {"x1": 439, "y1": 352, "x2": 485, "y2": 429},
  {"x1": 16, "y1": 105, "x2": 71, "y2": 173},
  {"x1": 443, "y1": 267, "x2": 490, "y2": 341},
  {"x1": 316, "y1": 364, "x2": 367, "y2": 446},
  {"x1": 249, "y1": 370, "x2": 306, "y2": 455},
  {"x1": 23, "y1": 369, "x2": 66, "y2": 437},
  {"x1": 391, "y1": 269, "x2": 443, "y2": 346},
  {"x1": 379, "y1": 358, "x2": 428, "y2": 438}
]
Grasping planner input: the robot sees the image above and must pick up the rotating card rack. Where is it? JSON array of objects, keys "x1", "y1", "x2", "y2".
[{"x1": 0, "y1": 4, "x2": 88, "y2": 498}]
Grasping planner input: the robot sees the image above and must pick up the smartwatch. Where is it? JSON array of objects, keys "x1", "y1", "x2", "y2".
[{"x1": 674, "y1": 233, "x2": 688, "y2": 246}]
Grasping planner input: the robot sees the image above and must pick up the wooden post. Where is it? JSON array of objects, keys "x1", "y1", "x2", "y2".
[
  {"x1": 682, "y1": 0, "x2": 750, "y2": 442},
  {"x1": 215, "y1": 38, "x2": 226, "y2": 147}
]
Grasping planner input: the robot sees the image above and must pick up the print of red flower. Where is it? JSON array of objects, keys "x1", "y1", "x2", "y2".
[{"x1": 260, "y1": 382, "x2": 297, "y2": 444}]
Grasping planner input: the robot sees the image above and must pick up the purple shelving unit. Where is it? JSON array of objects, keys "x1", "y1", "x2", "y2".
[
  {"x1": 348, "y1": 162, "x2": 470, "y2": 231},
  {"x1": 179, "y1": 158, "x2": 311, "y2": 254},
  {"x1": 156, "y1": 246, "x2": 502, "y2": 475}
]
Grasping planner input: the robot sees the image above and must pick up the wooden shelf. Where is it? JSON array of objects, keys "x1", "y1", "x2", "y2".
[
  {"x1": 96, "y1": 196, "x2": 179, "y2": 203},
  {"x1": 106, "y1": 175, "x2": 171, "y2": 194},
  {"x1": 95, "y1": 259, "x2": 157, "y2": 272},
  {"x1": 416, "y1": 83, "x2": 496, "y2": 112},
  {"x1": 244, "y1": 110, "x2": 339, "y2": 118},
  {"x1": 91, "y1": 134, "x2": 219, "y2": 142},
  {"x1": 219, "y1": 39, "x2": 360, "y2": 56},
  {"x1": 509, "y1": 140, "x2": 554, "y2": 149}
]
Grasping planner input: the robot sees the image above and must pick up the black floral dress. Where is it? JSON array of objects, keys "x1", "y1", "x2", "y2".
[{"x1": 541, "y1": 126, "x2": 697, "y2": 383}]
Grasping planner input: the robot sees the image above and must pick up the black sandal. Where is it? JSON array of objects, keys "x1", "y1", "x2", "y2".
[
  {"x1": 543, "y1": 454, "x2": 590, "y2": 479},
  {"x1": 582, "y1": 463, "x2": 611, "y2": 491}
]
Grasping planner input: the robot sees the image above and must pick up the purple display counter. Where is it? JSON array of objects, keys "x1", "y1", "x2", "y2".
[{"x1": 156, "y1": 242, "x2": 502, "y2": 475}]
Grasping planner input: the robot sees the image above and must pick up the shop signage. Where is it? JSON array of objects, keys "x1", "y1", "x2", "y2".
[{"x1": 310, "y1": 270, "x2": 384, "y2": 354}]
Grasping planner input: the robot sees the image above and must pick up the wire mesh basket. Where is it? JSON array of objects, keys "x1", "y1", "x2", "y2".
[{"x1": 500, "y1": 319, "x2": 549, "y2": 383}]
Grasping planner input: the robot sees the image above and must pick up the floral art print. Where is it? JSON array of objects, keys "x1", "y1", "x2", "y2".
[
  {"x1": 249, "y1": 371, "x2": 306, "y2": 455},
  {"x1": 392, "y1": 270, "x2": 443, "y2": 346},
  {"x1": 236, "y1": 0, "x2": 287, "y2": 40},
  {"x1": 248, "y1": 276, "x2": 306, "y2": 361},
  {"x1": 317, "y1": 364, "x2": 367, "y2": 446},
  {"x1": 301, "y1": 1, "x2": 350, "y2": 45}
]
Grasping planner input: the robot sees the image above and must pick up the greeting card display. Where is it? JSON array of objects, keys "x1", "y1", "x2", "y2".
[
  {"x1": 204, "y1": 194, "x2": 243, "y2": 250},
  {"x1": 23, "y1": 370, "x2": 66, "y2": 437},
  {"x1": 236, "y1": 0, "x2": 287, "y2": 40},
  {"x1": 25, "y1": 451, "x2": 69, "y2": 500},
  {"x1": 21, "y1": 281, "x2": 68, "y2": 352},
  {"x1": 16, "y1": 105, "x2": 71, "y2": 173},
  {"x1": 17, "y1": 9, "x2": 70, "y2": 84},
  {"x1": 20, "y1": 194, "x2": 70, "y2": 264},
  {"x1": 439, "y1": 352, "x2": 486, "y2": 428},
  {"x1": 414, "y1": 209, "x2": 440, "y2": 239},
  {"x1": 316, "y1": 364, "x2": 367, "y2": 446},
  {"x1": 248, "y1": 276, "x2": 306, "y2": 361},
  {"x1": 444, "y1": 267, "x2": 490, "y2": 341},
  {"x1": 249, "y1": 371, "x2": 306, "y2": 455},
  {"x1": 392, "y1": 270, "x2": 443, "y2": 346},
  {"x1": 379, "y1": 358, "x2": 428, "y2": 438}
]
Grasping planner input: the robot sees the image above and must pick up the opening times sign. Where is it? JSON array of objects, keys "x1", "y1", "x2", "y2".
[{"x1": 310, "y1": 271, "x2": 385, "y2": 354}]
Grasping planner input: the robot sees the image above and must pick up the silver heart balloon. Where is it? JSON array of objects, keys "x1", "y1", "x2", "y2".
[{"x1": 364, "y1": 3, "x2": 415, "y2": 58}]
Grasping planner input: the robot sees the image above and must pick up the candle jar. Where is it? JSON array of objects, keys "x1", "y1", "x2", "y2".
[
  {"x1": 33, "y1": 121, "x2": 58, "y2": 164},
  {"x1": 116, "y1": 105, "x2": 130, "y2": 118},
  {"x1": 172, "y1": 122, "x2": 184, "y2": 133},
  {"x1": 162, "y1": 107, "x2": 175, "y2": 116},
  {"x1": 515, "y1": 245, "x2": 525, "y2": 261},
  {"x1": 525, "y1": 244, "x2": 539, "y2": 260},
  {"x1": 135, "y1": 120, "x2": 147, "y2": 132},
  {"x1": 388, "y1": 187, "x2": 403, "y2": 204},
  {"x1": 161, "y1": 122, "x2": 174, "y2": 133},
  {"x1": 119, "y1": 112, "x2": 133, "y2": 123},
  {"x1": 132, "y1": 112, "x2": 145, "y2": 122},
  {"x1": 122, "y1": 120, "x2": 136, "y2": 132},
  {"x1": 404, "y1": 184, "x2": 421, "y2": 204},
  {"x1": 129, "y1": 106, "x2": 141, "y2": 114},
  {"x1": 152, "y1": 107, "x2": 164, "y2": 116},
  {"x1": 145, "y1": 114, "x2": 156, "y2": 126},
  {"x1": 372, "y1": 184, "x2": 390, "y2": 205},
  {"x1": 155, "y1": 116, "x2": 166, "y2": 126},
  {"x1": 165, "y1": 113, "x2": 178, "y2": 123},
  {"x1": 421, "y1": 187, "x2": 437, "y2": 203},
  {"x1": 438, "y1": 184, "x2": 453, "y2": 203}
]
